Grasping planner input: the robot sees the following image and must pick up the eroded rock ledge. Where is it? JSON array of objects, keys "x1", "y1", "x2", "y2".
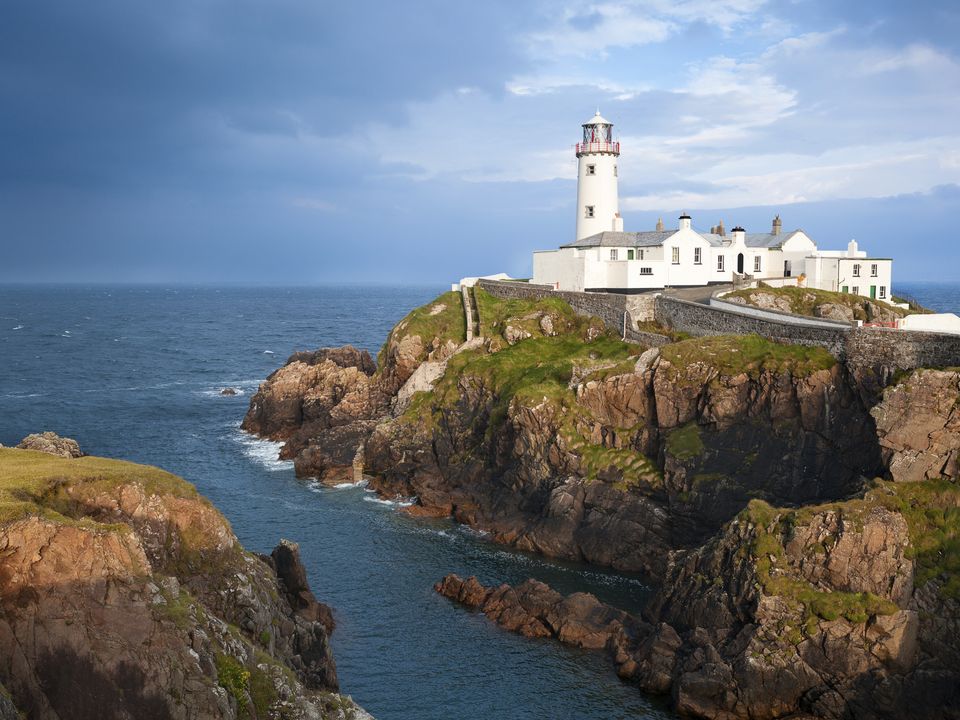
[{"x1": 0, "y1": 434, "x2": 371, "y2": 720}]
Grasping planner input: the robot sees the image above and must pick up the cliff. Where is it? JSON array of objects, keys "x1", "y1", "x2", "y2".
[
  {"x1": 0, "y1": 436, "x2": 371, "y2": 720},
  {"x1": 243, "y1": 289, "x2": 959, "y2": 719}
]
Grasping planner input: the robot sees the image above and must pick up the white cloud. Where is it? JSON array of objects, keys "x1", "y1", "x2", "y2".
[
  {"x1": 858, "y1": 43, "x2": 959, "y2": 75},
  {"x1": 621, "y1": 138, "x2": 960, "y2": 210},
  {"x1": 289, "y1": 197, "x2": 337, "y2": 212}
]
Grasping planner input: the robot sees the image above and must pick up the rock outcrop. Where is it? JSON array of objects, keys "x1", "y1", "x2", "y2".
[
  {"x1": 0, "y1": 445, "x2": 370, "y2": 720},
  {"x1": 244, "y1": 288, "x2": 960, "y2": 720},
  {"x1": 16, "y1": 431, "x2": 83, "y2": 458}
]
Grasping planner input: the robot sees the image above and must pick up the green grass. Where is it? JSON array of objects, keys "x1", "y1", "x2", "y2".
[
  {"x1": 660, "y1": 334, "x2": 836, "y2": 379},
  {"x1": 0, "y1": 448, "x2": 199, "y2": 525},
  {"x1": 215, "y1": 654, "x2": 250, "y2": 712},
  {"x1": 473, "y1": 287, "x2": 582, "y2": 339},
  {"x1": 377, "y1": 291, "x2": 466, "y2": 370},
  {"x1": 566, "y1": 437, "x2": 662, "y2": 489},
  {"x1": 665, "y1": 422, "x2": 705, "y2": 461},
  {"x1": 726, "y1": 285, "x2": 908, "y2": 321}
]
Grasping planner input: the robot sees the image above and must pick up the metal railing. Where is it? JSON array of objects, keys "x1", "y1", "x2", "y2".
[{"x1": 576, "y1": 141, "x2": 620, "y2": 155}]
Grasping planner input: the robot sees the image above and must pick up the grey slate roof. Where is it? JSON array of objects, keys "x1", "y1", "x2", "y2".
[
  {"x1": 560, "y1": 227, "x2": 805, "y2": 250},
  {"x1": 744, "y1": 230, "x2": 801, "y2": 248},
  {"x1": 560, "y1": 230, "x2": 676, "y2": 249}
]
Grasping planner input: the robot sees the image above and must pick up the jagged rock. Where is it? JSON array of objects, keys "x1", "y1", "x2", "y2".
[
  {"x1": 0, "y1": 450, "x2": 358, "y2": 719},
  {"x1": 16, "y1": 431, "x2": 82, "y2": 458},
  {"x1": 816, "y1": 302, "x2": 855, "y2": 322},
  {"x1": 271, "y1": 540, "x2": 335, "y2": 633},
  {"x1": 871, "y1": 369, "x2": 960, "y2": 482},
  {"x1": 219, "y1": 387, "x2": 238, "y2": 396}
]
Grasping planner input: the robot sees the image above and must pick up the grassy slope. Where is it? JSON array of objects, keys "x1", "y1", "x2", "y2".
[
  {"x1": 724, "y1": 285, "x2": 908, "y2": 321},
  {"x1": 0, "y1": 447, "x2": 200, "y2": 525},
  {"x1": 660, "y1": 334, "x2": 836, "y2": 378},
  {"x1": 377, "y1": 290, "x2": 467, "y2": 370}
]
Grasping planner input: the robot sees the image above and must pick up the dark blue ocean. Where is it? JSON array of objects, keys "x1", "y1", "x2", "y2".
[
  {"x1": 1, "y1": 282, "x2": 956, "y2": 719},
  {"x1": 1, "y1": 285, "x2": 674, "y2": 720}
]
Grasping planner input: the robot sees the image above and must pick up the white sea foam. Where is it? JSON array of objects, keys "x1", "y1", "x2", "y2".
[
  {"x1": 362, "y1": 494, "x2": 417, "y2": 507},
  {"x1": 234, "y1": 431, "x2": 293, "y2": 472},
  {"x1": 262, "y1": 350, "x2": 275, "y2": 355},
  {"x1": 12, "y1": 325, "x2": 23, "y2": 331}
]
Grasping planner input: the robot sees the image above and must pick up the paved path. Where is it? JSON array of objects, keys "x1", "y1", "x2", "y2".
[{"x1": 661, "y1": 284, "x2": 732, "y2": 304}]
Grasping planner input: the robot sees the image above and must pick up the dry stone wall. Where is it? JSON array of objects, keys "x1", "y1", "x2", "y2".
[{"x1": 474, "y1": 280, "x2": 960, "y2": 371}]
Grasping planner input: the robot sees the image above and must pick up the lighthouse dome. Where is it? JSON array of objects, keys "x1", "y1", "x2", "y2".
[{"x1": 582, "y1": 110, "x2": 611, "y2": 126}]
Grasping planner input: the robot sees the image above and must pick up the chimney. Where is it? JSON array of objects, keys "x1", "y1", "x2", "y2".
[
  {"x1": 731, "y1": 225, "x2": 745, "y2": 244},
  {"x1": 772, "y1": 214, "x2": 782, "y2": 235},
  {"x1": 656, "y1": 217, "x2": 664, "y2": 232},
  {"x1": 847, "y1": 238, "x2": 859, "y2": 257},
  {"x1": 678, "y1": 212, "x2": 691, "y2": 231},
  {"x1": 717, "y1": 219, "x2": 725, "y2": 237}
]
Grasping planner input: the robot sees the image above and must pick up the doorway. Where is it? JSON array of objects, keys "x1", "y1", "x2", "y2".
[
  {"x1": 784, "y1": 259, "x2": 792, "y2": 277},
  {"x1": 737, "y1": 253, "x2": 744, "y2": 274}
]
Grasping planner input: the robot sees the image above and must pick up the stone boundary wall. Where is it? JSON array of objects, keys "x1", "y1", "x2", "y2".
[
  {"x1": 846, "y1": 328, "x2": 960, "y2": 371},
  {"x1": 476, "y1": 279, "x2": 668, "y2": 346},
  {"x1": 656, "y1": 295, "x2": 851, "y2": 354},
  {"x1": 475, "y1": 280, "x2": 960, "y2": 370}
]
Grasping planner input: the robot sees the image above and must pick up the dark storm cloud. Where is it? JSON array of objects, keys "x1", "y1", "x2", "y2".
[{"x1": 0, "y1": 0, "x2": 533, "y2": 190}]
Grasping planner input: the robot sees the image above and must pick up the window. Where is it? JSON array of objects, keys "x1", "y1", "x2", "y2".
[
  {"x1": 627, "y1": 249, "x2": 634, "y2": 260},
  {"x1": 754, "y1": 256, "x2": 762, "y2": 273},
  {"x1": 852, "y1": 286, "x2": 859, "y2": 295},
  {"x1": 672, "y1": 247, "x2": 680, "y2": 264},
  {"x1": 880, "y1": 286, "x2": 887, "y2": 299},
  {"x1": 694, "y1": 247, "x2": 702, "y2": 264},
  {"x1": 640, "y1": 267, "x2": 653, "y2": 275},
  {"x1": 853, "y1": 263, "x2": 861, "y2": 277},
  {"x1": 614, "y1": 164, "x2": 618, "y2": 177},
  {"x1": 717, "y1": 255, "x2": 725, "y2": 272},
  {"x1": 609, "y1": 249, "x2": 618, "y2": 261},
  {"x1": 585, "y1": 205, "x2": 594, "y2": 218},
  {"x1": 871, "y1": 263, "x2": 878, "y2": 277},
  {"x1": 586, "y1": 164, "x2": 596, "y2": 176},
  {"x1": 639, "y1": 249, "x2": 644, "y2": 260}
]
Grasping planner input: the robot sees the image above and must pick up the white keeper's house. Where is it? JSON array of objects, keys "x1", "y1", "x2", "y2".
[{"x1": 533, "y1": 111, "x2": 894, "y2": 301}]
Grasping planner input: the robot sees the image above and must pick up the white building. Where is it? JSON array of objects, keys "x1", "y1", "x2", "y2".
[{"x1": 533, "y1": 113, "x2": 894, "y2": 301}]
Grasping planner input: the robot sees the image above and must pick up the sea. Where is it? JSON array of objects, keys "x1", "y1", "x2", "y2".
[{"x1": 0, "y1": 282, "x2": 956, "y2": 720}]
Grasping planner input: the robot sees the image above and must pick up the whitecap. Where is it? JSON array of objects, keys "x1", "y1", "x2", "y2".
[
  {"x1": 234, "y1": 431, "x2": 293, "y2": 472},
  {"x1": 262, "y1": 350, "x2": 275, "y2": 355},
  {"x1": 12, "y1": 325, "x2": 23, "y2": 331}
]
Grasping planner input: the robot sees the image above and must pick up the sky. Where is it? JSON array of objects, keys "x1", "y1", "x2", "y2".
[{"x1": 2, "y1": 0, "x2": 959, "y2": 284}]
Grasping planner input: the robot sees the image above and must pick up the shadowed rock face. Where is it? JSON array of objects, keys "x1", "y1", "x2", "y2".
[{"x1": 0, "y1": 448, "x2": 368, "y2": 720}]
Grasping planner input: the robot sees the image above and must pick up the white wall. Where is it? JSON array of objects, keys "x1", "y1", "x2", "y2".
[
  {"x1": 575, "y1": 152, "x2": 620, "y2": 241},
  {"x1": 899, "y1": 313, "x2": 960, "y2": 335}
]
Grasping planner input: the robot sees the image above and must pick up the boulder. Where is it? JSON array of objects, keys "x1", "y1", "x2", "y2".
[{"x1": 16, "y1": 432, "x2": 82, "y2": 458}]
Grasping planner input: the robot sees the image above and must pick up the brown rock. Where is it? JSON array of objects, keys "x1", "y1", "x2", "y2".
[{"x1": 16, "y1": 431, "x2": 82, "y2": 458}]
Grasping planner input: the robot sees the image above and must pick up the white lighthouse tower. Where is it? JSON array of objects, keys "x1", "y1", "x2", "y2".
[{"x1": 575, "y1": 110, "x2": 622, "y2": 241}]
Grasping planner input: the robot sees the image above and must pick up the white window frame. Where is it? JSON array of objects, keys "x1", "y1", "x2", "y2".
[
  {"x1": 694, "y1": 247, "x2": 701, "y2": 265},
  {"x1": 852, "y1": 286, "x2": 859, "y2": 295},
  {"x1": 585, "y1": 205, "x2": 594, "y2": 218},
  {"x1": 879, "y1": 285, "x2": 887, "y2": 299},
  {"x1": 871, "y1": 263, "x2": 878, "y2": 277},
  {"x1": 853, "y1": 263, "x2": 861, "y2": 277},
  {"x1": 754, "y1": 256, "x2": 761, "y2": 273},
  {"x1": 586, "y1": 164, "x2": 596, "y2": 176},
  {"x1": 717, "y1": 255, "x2": 725, "y2": 272},
  {"x1": 609, "y1": 249, "x2": 618, "y2": 261},
  {"x1": 671, "y1": 247, "x2": 680, "y2": 264}
]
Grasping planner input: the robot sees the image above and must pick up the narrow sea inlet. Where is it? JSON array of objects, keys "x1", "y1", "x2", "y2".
[{"x1": 0, "y1": 285, "x2": 673, "y2": 720}]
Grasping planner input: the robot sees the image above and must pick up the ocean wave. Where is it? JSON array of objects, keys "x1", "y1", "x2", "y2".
[
  {"x1": 362, "y1": 494, "x2": 417, "y2": 508},
  {"x1": 12, "y1": 325, "x2": 23, "y2": 331},
  {"x1": 234, "y1": 431, "x2": 293, "y2": 472},
  {"x1": 262, "y1": 350, "x2": 275, "y2": 355}
]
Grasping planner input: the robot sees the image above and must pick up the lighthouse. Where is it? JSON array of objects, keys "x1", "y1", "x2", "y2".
[{"x1": 574, "y1": 110, "x2": 622, "y2": 241}]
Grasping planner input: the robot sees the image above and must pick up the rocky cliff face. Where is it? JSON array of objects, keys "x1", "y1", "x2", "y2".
[
  {"x1": 243, "y1": 289, "x2": 960, "y2": 719},
  {"x1": 0, "y1": 436, "x2": 370, "y2": 720}
]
